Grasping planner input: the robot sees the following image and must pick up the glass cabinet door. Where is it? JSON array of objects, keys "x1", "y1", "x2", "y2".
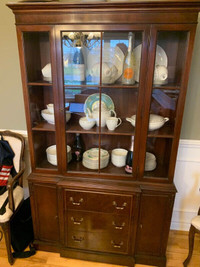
[
  {"x1": 61, "y1": 29, "x2": 146, "y2": 178},
  {"x1": 142, "y1": 27, "x2": 190, "y2": 180},
  {"x1": 21, "y1": 29, "x2": 58, "y2": 171}
]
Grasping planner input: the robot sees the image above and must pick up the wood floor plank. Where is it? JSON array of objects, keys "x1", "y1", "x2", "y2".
[{"x1": 0, "y1": 230, "x2": 200, "y2": 267}]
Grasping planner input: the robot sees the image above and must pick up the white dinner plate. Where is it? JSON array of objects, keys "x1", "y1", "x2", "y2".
[{"x1": 133, "y1": 44, "x2": 168, "y2": 82}]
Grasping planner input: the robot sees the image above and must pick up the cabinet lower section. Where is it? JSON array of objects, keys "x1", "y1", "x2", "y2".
[{"x1": 28, "y1": 175, "x2": 176, "y2": 267}]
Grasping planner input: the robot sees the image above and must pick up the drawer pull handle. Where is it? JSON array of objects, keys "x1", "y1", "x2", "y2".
[
  {"x1": 111, "y1": 240, "x2": 124, "y2": 248},
  {"x1": 112, "y1": 201, "x2": 127, "y2": 210},
  {"x1": 72, "y1": 236, "x2": 84, "y2": 243},
  {"x1": 70, "y1": 197, "x2": 83, "y2": 206},
  {"x1": 112, "y1": 221, "x2": 125, "y2": 230},
  {"x1": 71, "y1": 217, "x2": 84, "y2": 225}
]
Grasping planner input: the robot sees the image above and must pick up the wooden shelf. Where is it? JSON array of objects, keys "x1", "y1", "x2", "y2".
[
  {"x1": 64, "y1": 83, "x2": 139, "y2": 89},
  {"x1": 67, "y1": 160, "x2": 132, "y2": 177},
  {"x1": 28, "y1": 81, "x2": 52, "y2": 86},
  {"x1": 36, "y1": 158, "x2": 58, "y2": 170},
  {"x1": 66, "y1": 121, "x2": 135, "y2": 136},
  {"x1": 143, "y1": 162, "x2": 169, "y2": 179},
  {"x1": 147, "y1": 124, "x2": 175, "y2": 138},
  {"x1": 32, "y1": 121, "x2": 55, "y2": 132}
]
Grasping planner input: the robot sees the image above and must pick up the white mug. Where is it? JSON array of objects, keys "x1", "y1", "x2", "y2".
[{"x1": 106, "y1": 117, "x2": 122, "y2": 131}]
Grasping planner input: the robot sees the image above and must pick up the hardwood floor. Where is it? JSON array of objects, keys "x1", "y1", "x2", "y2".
[{"x1": 0, "y1": 230, "x2": 199, "y2": 267}]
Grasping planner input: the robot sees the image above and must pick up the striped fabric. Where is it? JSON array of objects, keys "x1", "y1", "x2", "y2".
[{"x1": 0, "y1": 165, "x2": 12, "y2": 186}]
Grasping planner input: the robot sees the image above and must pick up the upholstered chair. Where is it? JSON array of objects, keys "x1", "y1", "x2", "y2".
[
  {"x1": 183, "y1": 206, "x2": 200, "y2": 266},
  {"x1": 0, "y1": 131, "x2": 25, "y2": 265}
]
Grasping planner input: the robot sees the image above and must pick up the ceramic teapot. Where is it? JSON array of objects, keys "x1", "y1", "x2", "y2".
[{"x1": 86, "y1": 107, "x2": 116, "y2": 127}]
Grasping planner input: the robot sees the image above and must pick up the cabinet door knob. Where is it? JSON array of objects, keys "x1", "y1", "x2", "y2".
[
  {"x1": 69, "y1": 197, "x2": 83, "y2": 206},
  {"x1": 112, "y1": 201, "x2": 127, "y2": 210},
  {"x1": 72, "y1": 236, "x2": 84, "y2": 243},
  {"x1": 112, "y1": 221, "x2": 125, "y2": 230},
  {"x1": 71, "y1": 216, "x2": 84, "y2": 225},
  {"x1": 111, "y1": 240, "x2": 124, "y2": 248}
]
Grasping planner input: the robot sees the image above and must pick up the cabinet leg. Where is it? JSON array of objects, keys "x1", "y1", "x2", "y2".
[{"x1": 183, "y1": 225, "x2": 195, "y2": 267}]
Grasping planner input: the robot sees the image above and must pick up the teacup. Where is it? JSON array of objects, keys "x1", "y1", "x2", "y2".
[
  {"x1": 79, "y1": 117, "x2": 95, "y2": 130},
  {"x1": 111, "y1": 148, "x2": 128, "y2": 167},
  {"x1": 154, "y1": 65, "x2": 168, "y2": 84},
  {"x1": 106, "y1": 117, "x2": 122, "y2": 131}
]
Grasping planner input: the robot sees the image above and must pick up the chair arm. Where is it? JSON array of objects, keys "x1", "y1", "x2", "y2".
[{"x1": 7, "y1": 168, "x2": 25, "y2": 212}]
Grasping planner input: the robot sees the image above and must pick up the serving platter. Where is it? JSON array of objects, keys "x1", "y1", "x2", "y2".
[
  {"x1": 84, "y1": 93, "x2": 115, "y2": 114},
  {"x1": 87, "y1": 44, "x2": 124, "y2": 81},
  {"x1": 134, "y1": 44, "x2": 168, "y2": 82}
]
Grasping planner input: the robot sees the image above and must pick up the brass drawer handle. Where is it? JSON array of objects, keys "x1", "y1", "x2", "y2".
[
  {"x1": 69, "y1": 197, "x2": 83, "y2": 206},
  {"x1": 112, "y1": 221, "x2": 125, "y2": 230},
  {"x1": 71, "y1": 216, "x2": 84, "y2": 225},
  {"x1": 111, "y1": 240, "x2": 124, "y2": 248},
  {"x1": 72, "y1": 236, "x2": 84, "y2": 243},
  {"x1": 112, "y1": 201, "x2": 127, "y2": 210}
]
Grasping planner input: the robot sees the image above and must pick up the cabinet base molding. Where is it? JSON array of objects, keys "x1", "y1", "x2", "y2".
[
  {"x1": 135, "y1": 254, "x2": 166, "y2": 267},
  {"x1": 60, "y1": 247, "x2": 135, "y2": 267},
  {"x1": 34, "y1": 241, "x2": 60, "y2": 253}
]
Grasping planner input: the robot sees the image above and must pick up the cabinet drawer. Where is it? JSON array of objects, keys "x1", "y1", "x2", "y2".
[
  {"x1": 67, "y1": 230, "x2": 129, "y2": 254},
  {"x1": 67, "y1": 210, "x2": 130, "y2": 234},
  {"x1": 65, "y1": 190, "x2": 132, "y2": 214}
]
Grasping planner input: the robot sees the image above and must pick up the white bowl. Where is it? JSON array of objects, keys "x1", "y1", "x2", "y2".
[
  {"x1": 47, "y1": 103, "x2": 54, "y2": 114},
  {"x1": 46, "y1": 145, "x2": 71, "y2": 166},
  {"x1": 41, "y1": 109, "x2": 55, "y2": 124},
  {"x1": 145, "y1": 152, "x2": 157, "y2": 171},
  {"x1": 42, "y1": 63, "x2": 52, "y2": 82},
  {"x1": 111, "y1": 148, "x2": 128, "y2": 167},
  {"x1": 41, "y1": 109, "x2": 71, "y2": 124},
  {"x1": 79, "y1": 117, "x2": 95, "y2": 130},
  {"x1": 66, "y1": 111, "x2": 71, "y2": 123}
]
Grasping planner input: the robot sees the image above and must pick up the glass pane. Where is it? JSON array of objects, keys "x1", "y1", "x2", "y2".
[
  {"x1": 23, "y1": 32, "x2": 51, "y2": 83},
  {"x1": 101, "y1": 31, "x2": 143, "y2": 86},
  {"x1": 28, "y1": 85, "x2": 55, "y2": 130},
  {"x1": 144, "y1": 137, "x2": 173, "y2": 178},
  {"x1": 62, "y1": 31, "x2": 101, "y2": 86},
  {"x1": 143, "y1": 88, "x2": 179, "y2": 178},
  {"x1": 66, "y1": 133, "x2": 100, "y2": 173},
  {"x1": 33, "y1": 132, "x2": 57, "y2": 170},
  {"x1": 153, "y1": 31, "x2": 188, "y2": 87}
]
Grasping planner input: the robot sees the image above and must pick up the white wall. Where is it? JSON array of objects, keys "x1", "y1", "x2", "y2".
[{"x1": 171, "y1": 140, "x2": 200, "y2": 230}]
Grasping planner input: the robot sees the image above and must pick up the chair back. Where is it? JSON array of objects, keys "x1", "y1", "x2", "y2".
[{"x1": 0, "y1": 131, "x2": 25, "y2": 173}]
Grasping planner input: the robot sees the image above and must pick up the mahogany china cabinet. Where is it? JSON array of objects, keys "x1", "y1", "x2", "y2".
[{"x1": 7, "y1": 1, "x2": 200, "y2": 266}]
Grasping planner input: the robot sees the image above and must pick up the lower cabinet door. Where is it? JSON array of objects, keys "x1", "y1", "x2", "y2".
[
  {"x1": 135, "y1": 193, "x2": 174, "y2": 256},
  {"x1": 30, "y1": 182, "x2": 59, "y2": 243}
]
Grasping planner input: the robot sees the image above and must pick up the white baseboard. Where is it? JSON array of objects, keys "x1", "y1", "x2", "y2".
[{"x1": 1, "y1": 129, "x2": 199, "y2": 231}]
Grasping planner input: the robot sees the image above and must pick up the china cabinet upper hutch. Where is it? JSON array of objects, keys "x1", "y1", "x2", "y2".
[{"x1": 7, "y1": 0, "x2": 200, "y2": 266}]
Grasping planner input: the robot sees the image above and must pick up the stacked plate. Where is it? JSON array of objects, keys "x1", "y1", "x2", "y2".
[
  {"x1": 145, "y1": 152, "x2": 157, "y2": 171},
  {"x1": 82, "y1": 148, "x2": 109, "y2": 170}
]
